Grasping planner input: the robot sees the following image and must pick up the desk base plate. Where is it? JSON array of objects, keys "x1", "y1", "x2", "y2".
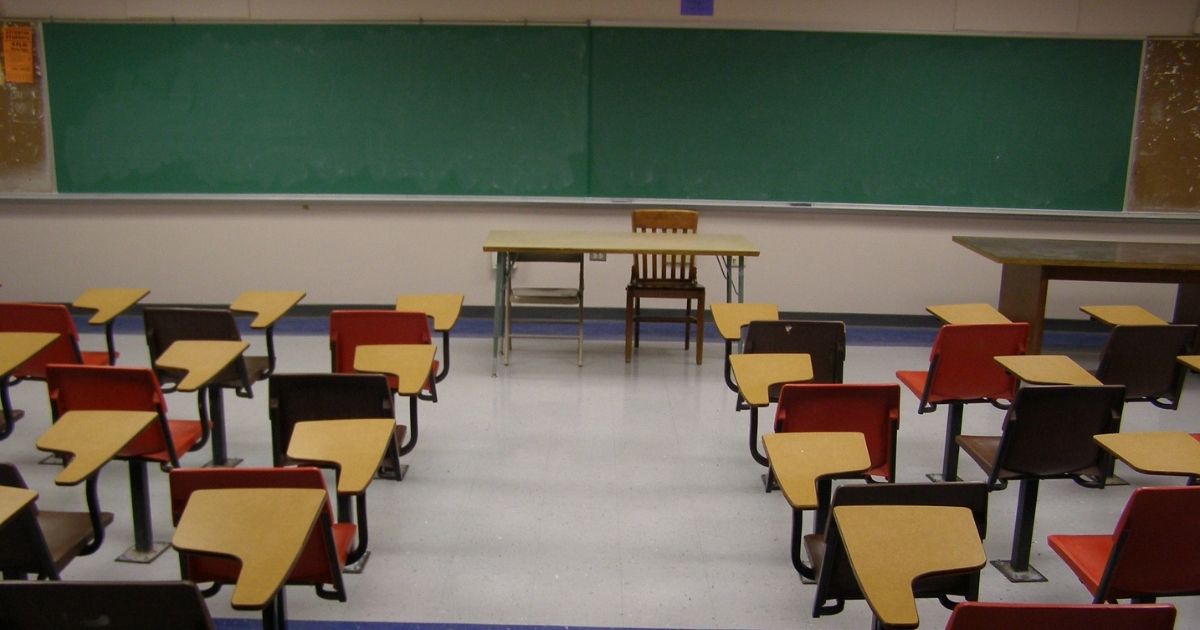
[
  {"x1": 117, "y1": 541, "x2": 170, "y2": 564},
  {"x1": 992, "y1": 559, "x2": 1047, "y2": 583},
  {"x1": 202, "y1": 457, "x2": 243, "y2": 468},
  {"x1": 343, "y1": 550, "x2": 370, "y2": 574},
  {"x1": 39, "y1": 453, "x2": 65, "y2": 466},
  {"x1": 376, "y1": 464, "x2": 408, "y2": 482},
  {"x1": 926, "y1": 473, "x2": 963, "y2": 483}
]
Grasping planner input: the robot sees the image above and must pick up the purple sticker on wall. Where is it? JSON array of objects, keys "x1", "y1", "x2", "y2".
[{"x1": 681, "y1": 0, "x2": 714, "y2": 17}]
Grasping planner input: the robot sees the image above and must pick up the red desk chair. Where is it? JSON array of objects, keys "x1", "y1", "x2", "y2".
[
  {"x1": 625, "y1": 209, "x2": 705, "y2": 365},
  {"x1": 896, "y1": 322, "x2": 1028, "y2": 482},
  {"x1": 46, "y1": 364, "x2": 204, "y2": 562},
  {"x1": 772, "y1": 382, "x2": 901, "y2": 581},
  {"x1": 0, "y1": 463, "x2": 112, "y2": 580},
  {"x1": 168, "y1": 467, "x2": 353, "y2": 609},
  {"x1": 329, "y1": 309, "x2": 437, "y2": 472},
  {"x1": 1049, "y1": 485, "x2": 1200, "y2": 603},
  {"x1": 945, "y1": 601, "x2": 1176, "y2": 630}
]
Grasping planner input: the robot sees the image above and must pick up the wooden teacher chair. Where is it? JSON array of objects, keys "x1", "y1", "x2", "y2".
[{"x1": 625, "y1": 209, "x2": 705, "y2": 365}]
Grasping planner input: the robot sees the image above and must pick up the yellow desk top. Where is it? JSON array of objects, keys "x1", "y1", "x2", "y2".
[
  {"x1": 994, "y1": 354, "x2": 1102, "y2": 386},
  {"x1": 835, "y1": 504, "x2": 986, "y2": 629},
  {"x1": 710, "y1": 302, "x2": 779, "y2": 341},
  {"x1": 762, "y1": 432, "x2": 870, "y2": 510},
  {"x1": 0, "y1": 485, "x2": 37, "y2": 528},
  {"x1": 0, "y1": 332, "x2": 58, "y2": 376},
  {"x1": 154, "y1": 340, "x2": 249, "y2": 392},
  {"x1": 229, "y1": 291, "x2": 306, "y2": 328},
  {"x1": 729, "y1": 353, "x2": 813, "y2": 407},
  {"x1": 394, "y1": 294, "x2": 464, "y2": 332},
  {"x1": 72, "y1": 288, "x2": 150, "y2": 325},
  {"x1": 287, "y1": 419, "x2": 396, "y2": 495},
  {"x1": 353, "y1": 344, "x2": 437, "y2": 396},
  {"x1": 1080, "y1": 304, "x2": 1168, "y2": 326},
  {"x1": 172, "y1": 487, "x2": 325, "y2": 610},
  {"x1": 482, "y1": 230, "x2": 760, "y2": 257},
  {"x1": 926, "y1": 303, "x2": 1010, "y2": 325},
  {"x1": 1179, "y1": 355, "x2": 1200, "y2": 372},
  {"x1": 1094, "y1": 431, "x2": 1200, "y2": 478},
  {"x1": 36, "y1": 410, "x2": 159, "y2": 486}
]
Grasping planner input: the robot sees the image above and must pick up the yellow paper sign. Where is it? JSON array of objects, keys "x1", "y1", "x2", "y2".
[{"x1": 2, "y1": 24, "x2": 35, "y2": 84}]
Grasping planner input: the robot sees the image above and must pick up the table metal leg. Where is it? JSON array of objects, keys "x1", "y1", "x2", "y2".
[{"x1": 491, "y1": 252, "x2": 508, "y2": 376}]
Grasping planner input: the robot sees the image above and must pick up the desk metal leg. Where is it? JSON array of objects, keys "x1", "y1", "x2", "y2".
[
  {"x1": 928, "y1": 403, "x2": 965, "y2": 482},
  {"x1": 790, "y1": 508, "x2": 816, "y2": 582},
  {"x1": 0, "y1": 380, "x2": 18, "y2": 440},
  {"x1": 435, "y1": 330, "x2": 451, "y2": 382},
  {"x1": 747, "y1": 406, "x2": 769, "y2": 467},
  {"x1": 491, "y1": 252, "x2": 508, "y2": 376},
  {"x1": 992, "y1": 478, "x2": 1047, "y2": 583},
  {"x1": 340, "y1": 493, "x2": 371, "y2": 573},
  {"x1": 103, "y1": 321, "x2": 119, "y2": 365},
  {"x1": 116, "y1": 460, "x2": 169, "y2": 563},
  {"x1": 263, "y1": 588, "x2": 287, "y2": 630},
  {"x1": 723, "y1": 341, "x2": 738, "y2": 392},
  {"x1": 203, "y1": 386, "x2": 241, "y2": 468}
]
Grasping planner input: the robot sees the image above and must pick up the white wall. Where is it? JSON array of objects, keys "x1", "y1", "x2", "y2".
[{"x1": 3, "y1": 0, "x2": 1199, "y2": 319}]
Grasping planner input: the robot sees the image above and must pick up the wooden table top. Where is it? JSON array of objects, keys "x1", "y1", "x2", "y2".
[
  {"x1": 287, "y1": 419, "x2": 396, "y2": 495},
  {"x1": 35, "y1": 410, "x2": 159, "y2": 486},
  {"x1": 1179, "y1": 355, "x2": 1200, "y2": 372},
  {"x1": 0, "y1": 332, "x2": 58, "y2": 376},
  {"x1": 229, "y1": 291, "x2": 306, "y2": 328},
  {"x1": 762, "y1": 432, "x2": 870, "y2": 510},
  {"x1": 729, "y1": 353, "x2": 814, "y2": 407},
  {"x1": 953, "y1": 236, "x2": 1200, "y2": 270},
  {"x1": 1094, "y1": 431, "x2": 1200, "y2": 478},
  {"x1": 0, "y1": 485, "x2": 37, "y2": 528},
  {"x1": 394, "y1": 294, "x2": 464, "y2": 332},
  {"x1": 353, "y1": 344, "x2": 437, "y2": 396},
  {"x1": 710, "y1": 302, "x2": 779, "y2": 341},
  {"x1": 1080, "y1": 304, "x2": 1168, "y2": 326},
  {"x1": 72, "y1": 288, "x2": 150, "y2": 325},
  {"x1": 172, "y1": 487, "x2": 326, "y2": 610},
  {"x1": 835, "y1": 504, "x2": 986, "y2": 629},
  {"x1": 482, "y1": 230, "x2": 760, "y2": 257},
  {"x1": 154, "y1": 340, "x2": 249, "y2": 391},
  {"x1": 994, "y1": 354, "x2": 1102, "y2": 386},
  {"x1": 926, "y1": 303, "x2": 1011, "y2": 325}
]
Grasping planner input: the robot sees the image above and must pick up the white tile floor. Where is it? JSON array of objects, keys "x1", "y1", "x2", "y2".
[{"x1": 2, "y1": 325, "x2": 1198, "y2": 629}]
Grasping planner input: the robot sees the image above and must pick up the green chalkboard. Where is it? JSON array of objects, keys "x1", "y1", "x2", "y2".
[
  {"x1": 589, "y1": 28, "x2": 1142, "y2": 211},
  {"x1": 43, "y1": 23, "x2": 590, "y2": 195},
  {"x1": 42, "y1": 23, "x2": 1143, "y2": 210}
]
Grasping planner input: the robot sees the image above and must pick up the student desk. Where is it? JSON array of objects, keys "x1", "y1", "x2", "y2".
[
  {"x1": 394, "y1": 293, "x2": 464, "y2": 383},
  {"x1": 762, "y1": 432, "x2": 870, "y2": 581},
  {"x1": 286, "y1": 418, "x2": 395, "y2": 572},
  {"x1": 1179, "y1": 355, "x2": 1200, "y2": 373},
  {"x1": 353, "y1": 344, "x2": 437, "y2": 478},
  {"x1": 1094, "y1": 431, "x2": 1200, "y2": 482},
  {"x1": 229, "y1": 290, "x2": 305, "y2": 376},
  {"x1": 153, "y1": 340, "x2": 249, "y2": 467},
  {"x1": 834, "y1": 504, "x2": 987, "y2": 629},
  {"x1": 172, "y1": 487, "x2": 326, "y2": 630},
  {"x1": 0, "y1": 331, "x2": 57, "y2": 439},
  {"x1": 993, "y1": 354, "x2": 1102, "y2": 386},
  {"x1": 483, "y1": 229, "x2": 760, "y2": 375},
  {"x1": 1080, "y1": 304, "x2": 1168, "y2": 326},
  {"x1": 72, "y1": 287, "x2": 150, "y2": 365},
  {"x1": 710, "y1": 302, "x2": 779, "y2": 392},
  {"x1": 729, "y1": 353, "x2": 813, "y2": 467},
  {"x1": 953, "y1": 236, "x2": 1200, "y2": 353},
  {"x1": 0, "y1": 485, "x2": 37, "y2": 528},
  {"x1": 35, "y1": 409, "x2": 161, "y2": 562},
  {"x1": 926, "y1": 303, "x2": 1010, "y2": 325}
]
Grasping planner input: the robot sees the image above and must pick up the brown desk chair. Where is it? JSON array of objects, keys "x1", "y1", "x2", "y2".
[
  {"x1": 268, "y1": 373, "x2": 398, "y2": 473},
  {"x1": 0, "y1": 580, "x2": 215, "y2": 630},
  {"x1": 945, "y1": 601, "x2": 1176, "y2": 630},
  {"x1": 1049, "y1": 486, "x2": 1200, "y2": 604},
  {"x1": 625, "y1": 209, "x2": 705, "y2": 365},
  {"x1": 957, "y1": 385, "x2": 1125, "y2": 583},
  {"x1": 896, "y1": 322, "x2": 1029, "y2": 482},
  {"x1": 808, "y1": 482, "x2": 989, "y2": 620},
  {"x1": 168, "y1": 467, "x2": 352, "y2": 604},
  {"x1": 1094, "y1": 324, "x2": 1197, "y2": 410},
  {"x1": 737, "y1": 319, "x2": 845, "y2": 411},
  {"x1": 503, "y1": 252, "x2": 585, "y2": 366},
  {"x1": 142, "y1": 307, "x2": 267, "y2": 398},
  {"x1": 0, "y1": 463, "x2": 112, "y2": 580}
]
